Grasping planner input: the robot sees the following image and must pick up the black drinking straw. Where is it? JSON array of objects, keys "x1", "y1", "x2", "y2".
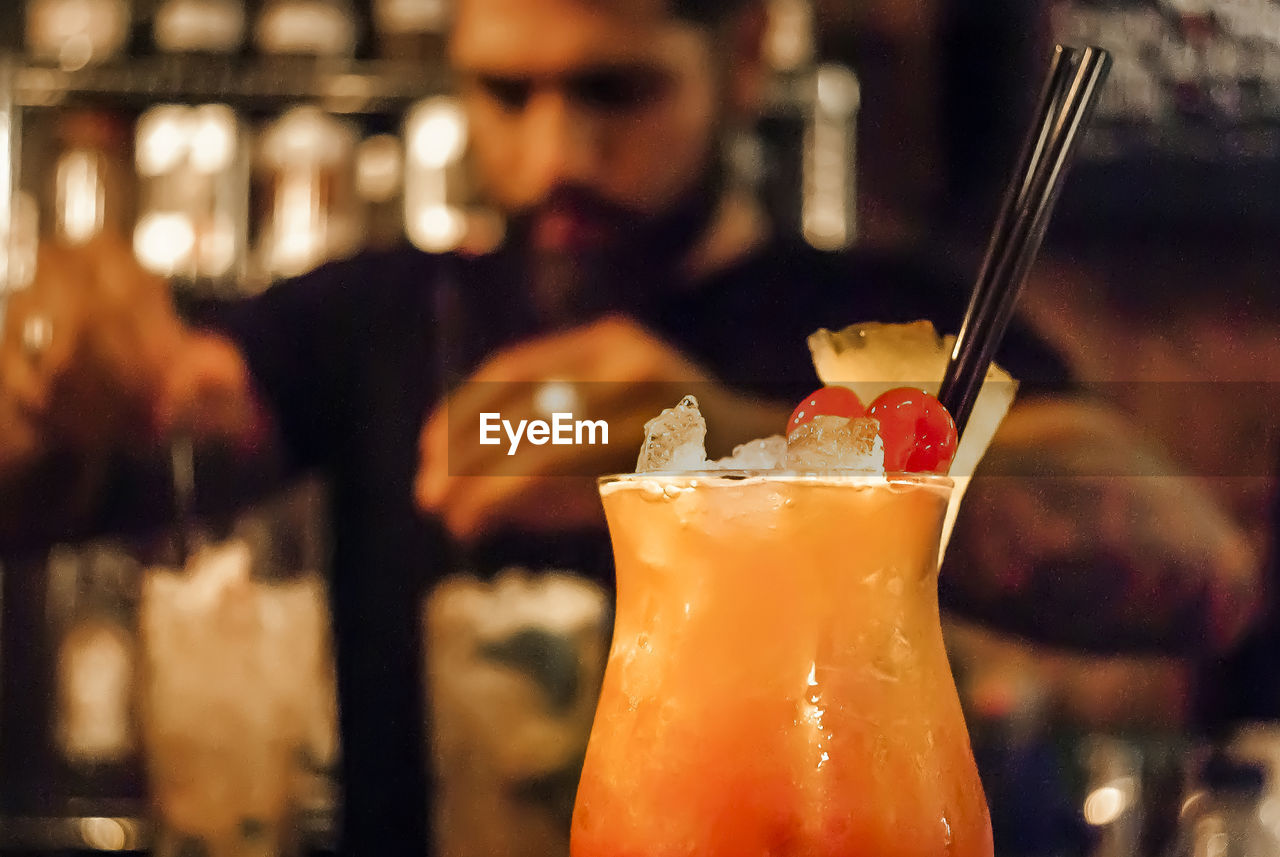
[
  {"x1": 938, "y1": 45, "x2": 1112, "y2": 437},
  {"x1": 976, "y1": 45, "x2": 1077, "y2": 324}
]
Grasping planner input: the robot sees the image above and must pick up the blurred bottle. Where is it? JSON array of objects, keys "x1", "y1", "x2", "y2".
[
  {"x1": 47, "y1": 110, "x2": 134, "y2": 246},
  {"x1": 252, "y1": 106, "x2": 360, "y2": 284},
  {"x1": 403, "y1": 96, "x2": 471, "y2": 254},
  {"x1": 49, "y1": 544, "x2": 148, "y2": 831},
  {"x1": 1, "y1": 193, "x2": 40, "y2": 294},
  {"x1": 152, "y1": 0, "x2": 246, "y2": 54},
  {"x1": 1166, "y1": 750, "x2": 1280, "y2": 857},
  {"x1": 758, "y1": 0, "x2": 859, "y2": 251},
  {"x1": 764, "y1": 0, "x2": 814, "y2": 79},
  {"x1": 254, "y1": 0, "x2": 357, "y2": 58},
  {"x1": 133, "y1": 103, "x2": 249, "y2": 294},
  {"x1": 51, "y1": 544, "x2": 141, "y2": 770},
  {"x1": 25, "y1": 0, "x2": 132, "y2": 69},
  {"x1": 354, "y1": 132, "x2": 405, "y2": 250},
  {"x1": 801, "y1": 63, "x2": 859, "y2": 251},
  {"x1": 372, "y1": 0, "x2": 449, "y2": 62}
]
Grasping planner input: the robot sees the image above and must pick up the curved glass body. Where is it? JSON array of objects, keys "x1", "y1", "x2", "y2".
[{"x1": 571, "y1": 472, "x2": 992, "y2": 857}]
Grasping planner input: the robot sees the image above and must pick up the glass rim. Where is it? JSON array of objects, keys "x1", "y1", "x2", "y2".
[{"x1": 597, "y1": 470, "x2": 955, "y2": 489}]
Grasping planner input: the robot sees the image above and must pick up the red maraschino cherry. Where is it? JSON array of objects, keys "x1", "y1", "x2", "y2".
[{"x1": 866, "y1": 387, "x2": 958, "y2": 474}]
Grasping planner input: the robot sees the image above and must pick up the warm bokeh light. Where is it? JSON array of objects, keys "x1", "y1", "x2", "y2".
[
  {"x1": 25, "y1": 0, "x2": 131, "y2": 68},
  {"x1": 816, "y1": 63, "x2": 861, "y2": 116},
  {"x1": 403, "y1": 98, "x2": 467, "y2": 254},
  {"x1": 55, "y1": 149, "x2": 106, "y2": 245},
  {"x1": 374, "y1": 0, "x2": 449, "y2": 35},
  {"x1": 136, "y1": 106, "x2": 192, "y2": 177},
  {"x1": 189, "y1": 105, "x2": 238, "y2": 175},
  {"x1": 265, "y1": 168, "x2": 326, "y2": 276},
  {"x1": 407, "y1": 98, "x2": 467, "y2": 169},
  {"x1": 356, "y1": 134, "x2": 404, "y2": 203},
  {"x1": 0, "y1": 110, "x2": 13, "y2": 291},
  {"x1": 154, "y1": 0, "x2": 246, "y2": 53},
  {"x1": 532, "y1": 380, "x2": 580, "y2": 419},
  {"x1": 134, "y1": 104, "x2": 245, "y2": 281},
  {"x1": 196, "y1": 213, "x2": 238, "y2": 279},
  {"x1": 1082, "y1": 777, "x2": 1134, "y2": 827},
  {"x1": 802, "y1": 65, "x2": 859, "y2": 252},
  {"x1": 764, "y1": 0, "x2": 814, "y2": 73},
  {"x1": 255, "y1": 0, "x2": 356, "y2": 57},
  {"x1": 260, "y1": 106, "x2": 350, "y2": 168},
  {"x1": 78, "y1": 817, "x2": 132, "y2": 851},
  {"x1": 256, "y1": 108, "x2": 357, "y2": 278},
  {"x1": 137, "y1": 104, "x2": 238, "y2": 176},
  {"x1": 134, "y1": 211, "x2": 197, "y2": 276},
  {"x1": 1, "y1": 193, "x2": 40, "y2": 292},
  {"x1": 409, "y1": 204, "x2": 465, "y2": 253}
]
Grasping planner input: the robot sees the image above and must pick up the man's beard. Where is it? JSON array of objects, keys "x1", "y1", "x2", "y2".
[{"x1": 502, "y1": 164, "x2": 724, "y2": 329}]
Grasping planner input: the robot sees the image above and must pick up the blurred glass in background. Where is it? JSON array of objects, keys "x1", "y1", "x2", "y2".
[
  {"x1": 134, "y1": 103, "x2": 246, "y2": 287},
  {"x1": 424, "y1": 571, "x2": 608, "y2": 857},
  {"x1": 253, "y1": 107, "x2": 359, "y2": 284}
]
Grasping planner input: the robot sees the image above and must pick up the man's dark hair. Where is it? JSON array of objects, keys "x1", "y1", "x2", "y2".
[{"x1": 670, "y1": 0, "x2": 757, "y2": 26}]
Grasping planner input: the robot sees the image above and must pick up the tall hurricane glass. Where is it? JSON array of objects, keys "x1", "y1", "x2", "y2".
[{"x1": 571, "y1": 471, "x2": 992, "y2": 857}]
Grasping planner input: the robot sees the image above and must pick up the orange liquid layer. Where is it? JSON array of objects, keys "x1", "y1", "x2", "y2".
[{"x1": 572, "y1": 475, "x2": 992, "y2": 857}]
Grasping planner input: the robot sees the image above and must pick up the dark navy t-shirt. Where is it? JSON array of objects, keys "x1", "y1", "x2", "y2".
[{"x1": 200, "y1": 237, "x2": 1071, "y2": 857}]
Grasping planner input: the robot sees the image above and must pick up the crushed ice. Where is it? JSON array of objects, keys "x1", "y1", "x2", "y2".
[
  {"x1": 636, "y1": 395, "x2": 710, "y2": 472},
  {"x1": 786, "y1": 415, "x2": 884, "y2": 472},
  {"x1": 715, "y1": 435, "x2": 787, "y2": 470},
  {"x1": 635, "y1": 396, "x2": 885, "y2": 474}
]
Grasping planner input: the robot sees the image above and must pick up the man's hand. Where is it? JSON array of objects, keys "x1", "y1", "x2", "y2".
[
  {"x1": 415, "y1": 316, "x2": 787, "y2": 541},
  {"x1": 0, "y1": 236, "x2": 259, "y2": 478}
]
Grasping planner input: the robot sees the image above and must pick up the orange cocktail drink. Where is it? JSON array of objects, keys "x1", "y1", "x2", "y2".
[{"x1": 571, "y1": 472, "x2": 992, "y2": 857}]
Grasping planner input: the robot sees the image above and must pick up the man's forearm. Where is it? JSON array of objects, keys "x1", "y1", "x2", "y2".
[
  {"x1": 0, "y1": 330, "x2": 269, "y2": 550},
  {"x1": 939, "y1": 399, "x2": 1262, "y2": 657}
]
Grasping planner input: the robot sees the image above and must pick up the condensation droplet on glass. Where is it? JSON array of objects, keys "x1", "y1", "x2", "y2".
[{"x1": 890, "y1": 628, "x2": 912, "y2": 664}]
